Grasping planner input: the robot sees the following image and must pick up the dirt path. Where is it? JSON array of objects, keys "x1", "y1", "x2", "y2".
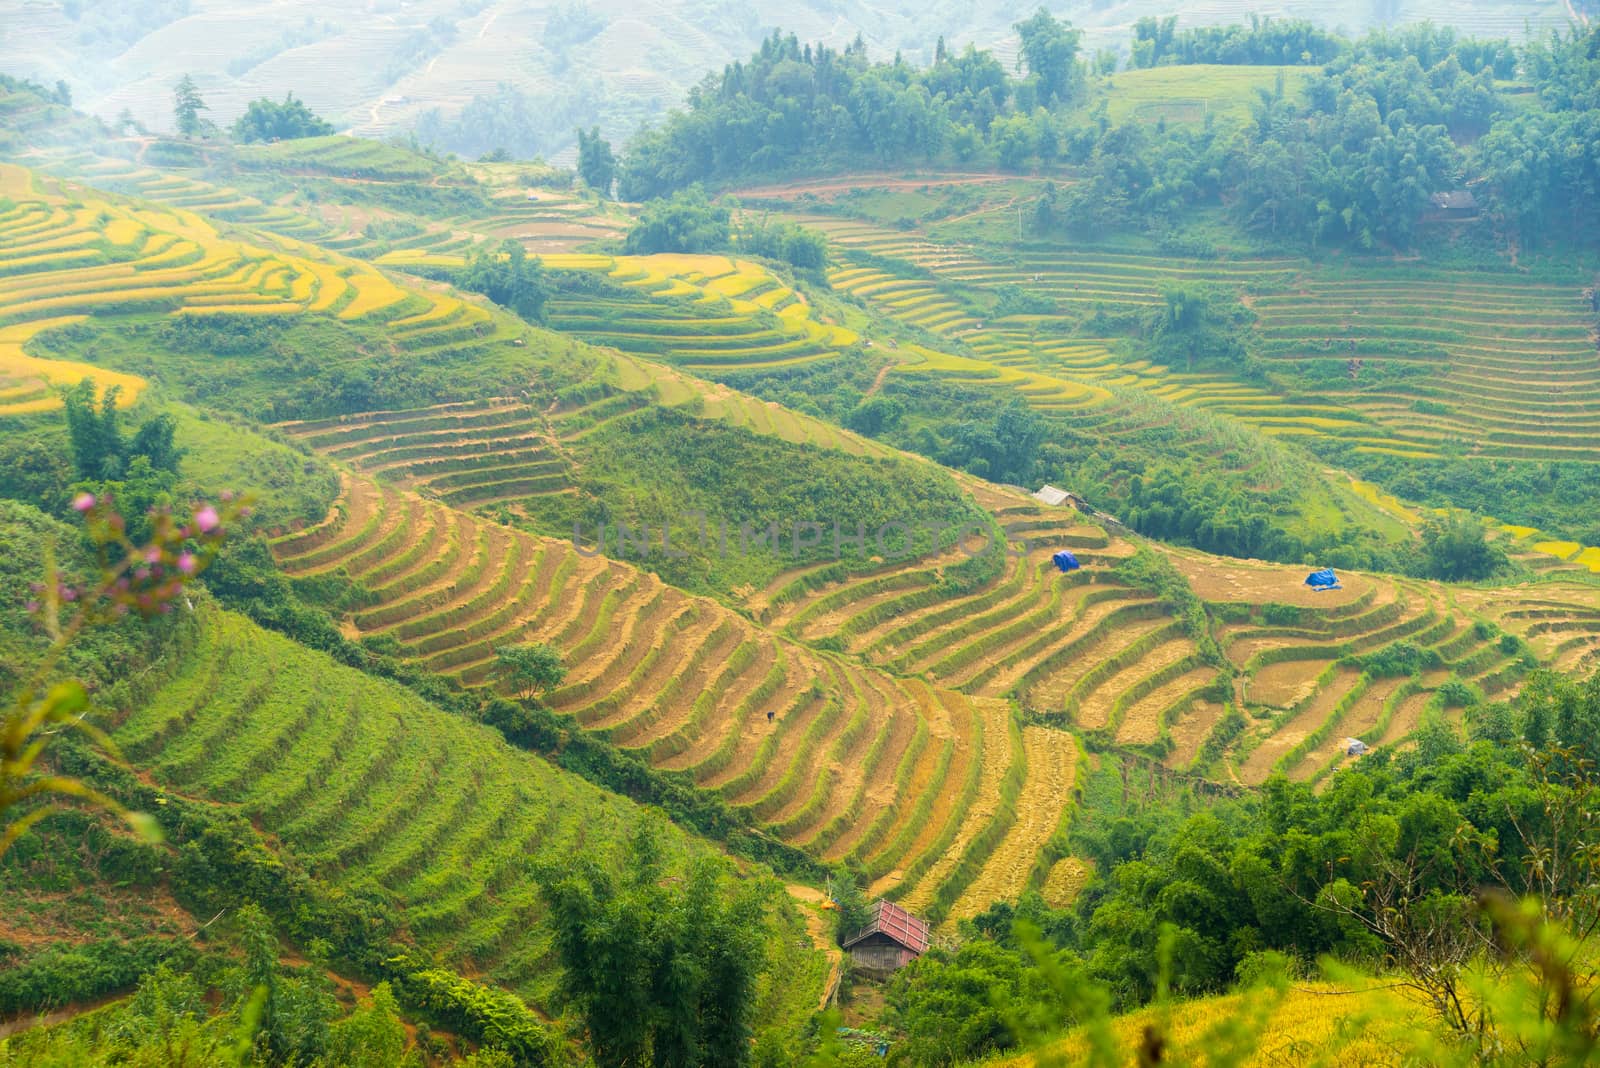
[
  {"x1": 864, "y1": 355, "x2": 901, "y2": 397},
  {"x1": 787, "y1": 884, "x2": 843, "y2": 1011},
  {"x1": 944, "y1": 195, "x2": 1018, "y2": 227}
]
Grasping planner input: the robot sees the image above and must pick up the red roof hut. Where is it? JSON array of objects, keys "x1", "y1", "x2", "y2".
[{"x1": 841, "y1": 899, "x2": 930, "y2": 973}]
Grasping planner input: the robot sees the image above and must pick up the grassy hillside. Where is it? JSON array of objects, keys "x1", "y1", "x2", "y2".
[
  {"x1": 1093, "y1": 64, "x2": 1314, "y2": 125},
  {"x1": 114, "y1": 602, "x2": 822, "y2": 1015},
  {"x1": 0, "y1": 495, "x2": 825, "y2": 1050}
]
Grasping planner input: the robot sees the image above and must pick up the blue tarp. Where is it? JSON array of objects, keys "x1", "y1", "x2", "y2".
[
  {"x1": 1304, "y1": 568, "x2": 1341, "y2": 591},
  {"x1": 1053, "y1": 550, "x2": 1081, "y2": 573}
]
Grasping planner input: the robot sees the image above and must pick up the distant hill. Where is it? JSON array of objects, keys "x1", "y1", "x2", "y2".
[{"x1": 0, "y1": 0, "x2": 1571, "y2": 161}]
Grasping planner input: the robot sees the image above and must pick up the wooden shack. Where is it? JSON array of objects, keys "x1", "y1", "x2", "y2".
[
  {"x1": 1032, "y1": 484, "x2": 1086, "y2": 510},
  {"x1": 841, "y1": 899, "x2": 930, "y2": 973}
]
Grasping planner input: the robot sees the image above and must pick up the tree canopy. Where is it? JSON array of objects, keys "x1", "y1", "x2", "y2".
[
  {"x1": 231, "y1": 92, "x2": 335, "y2": 143},
  {"x1": 623, "y1": 188, "x2": 731, "y2": 254},
  {"x1": 172, "y1": 74, "x2": 207, "y2": 137},
  {"x1": 577, "y1": 126, "x2": 616, "y2": 195},
  {"x1": 492, "y1": 642, "x2": 565, "y2": 700},
  {"x1": 456, "y1": 239, "x2": 550, "y2": 323},
  {"x1": 537, "y1": 821, "x2": 770, "y2": 1068}
]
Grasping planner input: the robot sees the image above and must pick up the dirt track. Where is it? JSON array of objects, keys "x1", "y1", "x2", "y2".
[{"x1": 787, "y1": 884, "x2": 843, "y2": 1010}]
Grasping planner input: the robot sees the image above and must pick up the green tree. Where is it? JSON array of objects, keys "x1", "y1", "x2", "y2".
[
  {"x1": 458, "y1": 240, "x2": 549, "y2": 323},
  {"x1": 172, "y1": 74, "x2": 208, "y2": 137},
  {"x1": 327, "y1": 982, "x2": 412, "y2": 1067},
  {"x1": 59, "y1": 382, "x2": 184, "y2": 534},
  {"x1": 737, "y1": 219, "x2": 828, "y2": 269},
  {"x1": 538, "y1": 820, "x2": 770, "y2": 1068},
  {"x1": 1420, "y1": 514, "x2": 1504, "y2": 582},
  {"x1": 492, "y1": 642, "x2": 565, "y2": 700},
  {"x1": 991, "y1": 113, "x2": 1037, "y2": 171},
  {"x1": 1141, "y1": 285, "x2": 1252, "y2": 371},
  {"x1": 1014, "y1": 9, "x2": 1083, "y2": 104},
  {"x1": 234, "y1": 904, "x2": 336, "y2": 1064},
  {"x1": 577, "y1": 126, "x2": 616, "y2": 196},
  {"x1": 831, "y1": 873, "x2": 870, "y2": 944},
  {"x1": 624, "y1": 188, "x2": 732, "y2": 254},
  {"x1": 887, "y1": 938, "x2": 1073, "y2": 1066},
  {"x1": 231, "y1": 92, "x2": 335, "y2": 143}
]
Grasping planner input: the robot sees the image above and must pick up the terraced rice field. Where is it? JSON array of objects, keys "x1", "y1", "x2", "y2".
[
  {"x1": 1254, "y1": 272, "x2": 1600, "y2": 462},
  {"x1": 275, "y1": 370, "x2": 892, "y2": 518},
  {"x1": 818, "y1": 226, "x2": 1426, "y2": 452},
  {"x1": 0, "y1": 162, "x2": 472, "y2": 413},
  {"x1": 760, "y1": 475, "x2": 1588, "y2": 785},
  {"x1": 0, "y1": 316, "x2": 147, "y2": 415},
  {"x1": 266, "y1": 466, "x2": 1067, "y2": 921},
  {"x1": 378, "y1": 250, "x2": 862, "y2": 377},
  {"x1": 797, "y1": 211, "x2": 1600, "y2": 464},
  {"x1": 1168, "y1": 548, "x2": 1578, "y2": 784},
  {"x1": 1462, "y1": 585, "x2": 1600, "y2": 676},
  {"x1": 49, "y1": 152, "x2": 334, "y2": 244},
  {"x1": 759, "y1": 513, "x2": 1211, "y2": 749},
  {"x1": 115, "y1": 605, "x2": 743, "y2": 1008},
  {"x1": 26, "y1": 139, "x2": 625, "y2": 267},
  {"x1": 279, "y1": 400, "x2": 576, "y2": 509},
  {"x1": 468, "y1": 188, "x2": 627, "y2": 251}
]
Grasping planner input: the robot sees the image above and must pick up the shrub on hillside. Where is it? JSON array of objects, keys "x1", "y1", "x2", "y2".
[{"x1": 623, "y1": 187, "x2": 730, "y2": 254}]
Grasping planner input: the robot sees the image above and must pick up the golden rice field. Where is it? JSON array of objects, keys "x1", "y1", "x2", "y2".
[
  {"x1": 990, "y1": 981, "x2": 1425, "y2": 1067},
  {"x1": 0, "y1": 162, "x2": 454, "y2": 415},
  {"x1": 264, "y1": 453, "x2": 1074, "y2": 923},
  {"x1": 377, "y1": 250, "x2": 865, "y2": 377},
  {"x1": 0, "y1": 316, "x2": 146, "y2": 414}
]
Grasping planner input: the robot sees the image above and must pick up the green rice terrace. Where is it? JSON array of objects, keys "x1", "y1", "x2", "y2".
[{"x1": 795, "y1": 211, "x2": 1600, "y2": 466}]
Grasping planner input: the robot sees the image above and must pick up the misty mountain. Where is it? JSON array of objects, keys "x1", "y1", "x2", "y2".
[{"x1": 0, "y1": 0, "x2": 1571, "y2": 162}]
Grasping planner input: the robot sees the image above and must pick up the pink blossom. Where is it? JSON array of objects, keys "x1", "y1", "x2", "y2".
[
  {"x1": 176, "y1": 551, "x2": 197, "y2": 575},
  {"x1": 145, "y1": 547, "x2": 162, "y2": 564},
  {"x1": 25, "y1": 600, "x2": 39, "y2": 613},
  {"x1": 72, "y1": 492, "x2": 96, "y2": 512},
  {"x1": 194, "y1": 505, "x2": 220, "y2": 534}
]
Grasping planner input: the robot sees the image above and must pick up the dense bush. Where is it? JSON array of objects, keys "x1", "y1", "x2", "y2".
[
  {"x1": 0, "y1": 937, "x2": 194, "y2": 1015},
  {"x1": 231, "y1": 92, "x2": 335, "y2": 142},
  {"x1": 623, "y1": 187, "x2": 731, "y2": 253}
]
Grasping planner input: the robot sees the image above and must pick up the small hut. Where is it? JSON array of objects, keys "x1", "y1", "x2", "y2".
[
  {"x1": 842, "y1": 899, "x2": 930, "y2": 973},
  {"x1": 1032, "y1": 484, "x2": 1086, "y2": 510}
]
